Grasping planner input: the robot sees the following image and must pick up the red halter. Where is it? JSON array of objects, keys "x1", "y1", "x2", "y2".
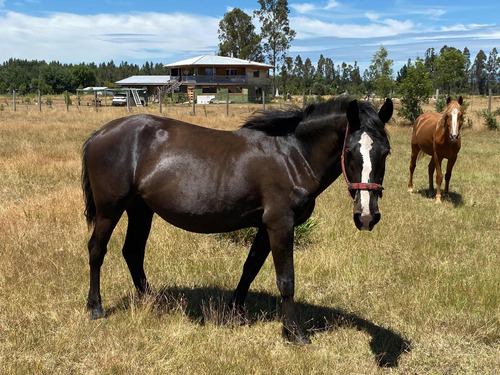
[{"x1": 340, "y1": 122, "x2": 384, "y2": 198}]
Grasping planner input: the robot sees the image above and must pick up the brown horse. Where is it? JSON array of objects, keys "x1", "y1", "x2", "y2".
[
  {"x1": 408, "y1": 96, "x2": 463, "y2": 202},
  {"x1": 82, "y1": 97, "x2": 393, "y2": 344}
]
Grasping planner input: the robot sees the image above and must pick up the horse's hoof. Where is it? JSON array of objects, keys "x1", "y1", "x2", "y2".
[
  {"x1": 228, "y1": 303, "x2": 247, "y2": 326},
  {"x1": 435, "y1": 198, "x2": 442, "y2": 204},
  {"x1": 282, "y1": 327, "x2": 311, "y2": 345},
  {"x1": 407, "y1": 188, "x2": 413, "y2": 193},
  {"x1": 90, "y1": 306, "x2": 105, "y2": 320},
  {"x1": 292, "y1": 334, "x2": 312, "y2": 346}
]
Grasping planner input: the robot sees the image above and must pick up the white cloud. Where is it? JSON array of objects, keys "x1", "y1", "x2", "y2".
[
  {"x1": 291, "y1": 16, "x2": 414, "y2": 39},
  {"x1": 406, "y1": 8, "x2": 446, "y2": 18},
  {"x1": 324, "y1": 0, "x2": 339, "y2": 10},
  {"x1": 0, "y1": 11, "x2": 220, "y2": 63},
  {"x1": 291, "y1": 1, "x2": 340, "y2": 14},
  {"x1": 441, "y1": 24, "x2": 468, "y2": 32},
  {"x1": 291, "y1": 3, "x2": 316, "y2": 14},
  {"x1": 365, "y1": 11, "x2": 380, "y2": 22}
]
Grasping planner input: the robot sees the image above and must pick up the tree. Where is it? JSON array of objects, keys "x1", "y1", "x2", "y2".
[
  {"x1": 72, "y1": 64, "x2": 96, "y2": 89},
  {"x1": 303, "y1": 58, "x2": 315, "y2": 94},
  {"x1": 368, "y1": 46, "x2": 395, "y2": 98},
  {"x1": 39, "y1": 62, "x2": 75, "y2": 94},
  {"x1": 293, "y1": 55, "x2": 304, "y2": 94},
  {"x1": 324, "y1": 57, "x2": 335, "y2": 86},
  {"x1": 424, "y1": 47, "x2": 436, "y2": 80},
  {"x1": 277, "y1": 56, "x2": 293, "y2": 98},
  {"x1": 217, "y1": 8, "x2": 263, "y2": 61},
  {"x1": 433, "y1": 47, "x2": 466, "y2": 95},
  {"x1": 472, "y1": 50, "x2": 487, "y2": 95},
  {"x1": 396, "y1": 58, "x2": 411, "y2": 85},
  {"x1": 462, "y1": 47, "x2": 471, "y2": 92},
  {"x1": 398, "y1": 59, "x2": 434, "y2": 123},
  {"x1": 486, "y1": 48, "x2": 499, "y2": 93},
  {"x1": 254, "y1": 0, "x2": 296, "y2": 95}
]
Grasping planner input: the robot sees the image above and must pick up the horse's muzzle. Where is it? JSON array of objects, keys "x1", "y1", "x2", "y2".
[
  {"x1": 449, "y1": 134, "x2": 460, "y2": 141},
  {"x1": 353, "y1": 212, "x2": 381, "y2": 231}
]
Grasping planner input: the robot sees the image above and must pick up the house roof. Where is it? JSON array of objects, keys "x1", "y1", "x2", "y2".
[
  {"x1": 82, "y1": 87, "x2": 108, "y2": 91},
  {"x1": 165, "y1": 55, "x2": 273, "y2": 69},
  {"x1": 115, "y1": 75, "x2": 173, "y2": 86}
]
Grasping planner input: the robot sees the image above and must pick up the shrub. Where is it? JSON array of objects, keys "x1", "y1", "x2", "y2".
[
  {"x1": 482, "y1": 110, "x2": 499, "y2": 130},
  {"x1": 397, "y1": 60, "x2": 433, "y2": 124}
]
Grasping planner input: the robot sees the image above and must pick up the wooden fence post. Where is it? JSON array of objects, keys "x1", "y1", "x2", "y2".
[
  {"x1": 192, "y1": 91, "x2": 196, "y2": 115},
  {"x1": 94, "y1": 91, "x2": 98, "y2": 112},
  {"x1": 126, "y1": 90, "x2": 130, "y2": 113},
  {"x1": 159, "y1": 88, "x2": 163, "y2": 114},
  {"x1": 66, "y1": 91, "x2": 69, "y2": 112},
  {"x1": 488, "y1": 89, "x2": 492, "y2": 114},
  {"x1": 38, "y1": 90, "x2": 42, "y2": 112},
  {"x1": 226, "y1": 90, "x2": 229, "y2": 116},
  {"x1": 262, "y1": 90, "x2": 265, "y2": 110}
]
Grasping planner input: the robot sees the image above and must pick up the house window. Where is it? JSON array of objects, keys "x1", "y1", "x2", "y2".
[
  {"x1": 228, "y1": 87, "x2": 243, "y2": 94},
  {"x1": 205, "y1": 68, "x2": 215, "y2": 76},
  {"x1": 202, "y1": 86, "x2": 217, "y2": 94},
  {"x1": 226, "y1": 68, "x2": 237, "y2": 76},
  {"x1": 253, "y1": 70, "x2": 260, "y2": 78}
]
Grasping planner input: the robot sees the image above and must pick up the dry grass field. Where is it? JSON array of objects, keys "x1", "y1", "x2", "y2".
[{"x1": 0, "y1": 96, "x2": 499, "y2": 374}]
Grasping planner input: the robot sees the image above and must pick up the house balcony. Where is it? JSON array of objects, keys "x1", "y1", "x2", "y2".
[{"x1": 174, "y1": 75, "x2": 248, "y2": 84}]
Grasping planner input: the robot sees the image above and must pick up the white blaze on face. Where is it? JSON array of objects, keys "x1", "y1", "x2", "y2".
[
  {"x1": 451, "y1": 108, "x2": 459, "y2": 136},
  {"x1": 359, "y1": 132, "x2": 373, "y2": 216}
]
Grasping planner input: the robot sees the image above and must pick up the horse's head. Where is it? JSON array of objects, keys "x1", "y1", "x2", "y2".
[
  {"x1": 343, "y1": 98, "x2": 392, "y2": 231},
  {"x1": 443, "y1": 96, "x2": 464, "y2": 141}
]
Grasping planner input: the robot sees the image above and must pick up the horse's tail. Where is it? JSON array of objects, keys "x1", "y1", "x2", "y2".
[
  {"x1": 81, "y1": 130, "x2": 100, "y2": 230},
  {"x1": 416, "y1": 150, "x2": 425, "y2": 160}
]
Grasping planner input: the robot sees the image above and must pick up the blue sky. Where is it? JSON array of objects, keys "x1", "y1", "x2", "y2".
[{"x1": 1, "y1": 0, "x2": 498, "y2": 73}]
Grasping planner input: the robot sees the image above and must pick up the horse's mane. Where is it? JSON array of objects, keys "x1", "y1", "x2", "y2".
[
  {"x1": 240, "y1": 107, "x2": 304, "y2": 136},
  {"x1": 241, "y1": 96, "x2": 388, "y2": 140}
]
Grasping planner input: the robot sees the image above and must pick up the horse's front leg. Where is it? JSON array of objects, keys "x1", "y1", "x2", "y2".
[
  {"x1": 444, "y1": 157, "x2": 457, "y2": 197},
  {"x1": 433, "y1": 153, "x2": 444, "y2": 203},
  {"x1": 266, "y1": 219, "x2": 310, "y2": 345},
  {"x1": 408, "y1": 143, "x2": 419, "y2": 193}
]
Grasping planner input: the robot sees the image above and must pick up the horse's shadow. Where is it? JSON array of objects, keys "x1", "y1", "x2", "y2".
[
  {"x1": 415, "y1": 189, "x2": 464, "y2": 207},
  {"x1": 107, "y1": 286, "x2": 411, "y2": 367}
]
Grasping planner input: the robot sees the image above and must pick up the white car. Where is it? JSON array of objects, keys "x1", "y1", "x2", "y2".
[{"x1": 112, "y1": 93, "x2": 127, "y2": 106}]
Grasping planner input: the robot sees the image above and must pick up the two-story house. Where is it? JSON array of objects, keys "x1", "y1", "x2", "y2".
[{"x1": 164, "y1": 55, "x2": 273, "y2": 104}]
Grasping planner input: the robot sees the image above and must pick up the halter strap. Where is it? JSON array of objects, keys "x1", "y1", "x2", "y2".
[{"x1": 340, "y1": 122, "x2": 384, "y2": 198}]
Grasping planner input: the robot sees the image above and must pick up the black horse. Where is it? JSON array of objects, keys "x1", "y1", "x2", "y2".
[{"x1": 82, "y1": 96, "x2": 393, "y2": 344}]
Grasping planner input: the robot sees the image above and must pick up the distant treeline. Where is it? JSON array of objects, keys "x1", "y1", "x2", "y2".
[
  {"x1": 275, "y1": 46, "x2": 499, "y2": 97},
  {"x1": 0, "y1": 59, "x2": 168, "y2": 95},
  {"x1": 1, "y1": 45, "x2": 498, "y2": 97}
]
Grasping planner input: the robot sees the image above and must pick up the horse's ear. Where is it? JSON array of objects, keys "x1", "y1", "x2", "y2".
[
  {"x1": 446, "y1": 97, "x2": 451, "y2": 105},
  {"x1": 347, "y1": 99, "x2": 361, "y2": 133},
  {"x1": 378, "y1": 98, "x2": 393, "y2": 124},
  {"x1": 458, "y1": 96, "x2": 463, "y2": 105}
]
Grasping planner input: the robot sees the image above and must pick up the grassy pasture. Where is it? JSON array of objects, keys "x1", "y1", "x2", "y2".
[{"x1": 0, "y1": 98, "x2": 499, "y2": 374}]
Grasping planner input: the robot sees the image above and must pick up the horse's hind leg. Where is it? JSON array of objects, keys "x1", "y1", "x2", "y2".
[
  {"x1": 87, "y1": 208, "x2": 123, "y2": 319},
  {"x1": 231, "y1": 227, "x2": 271, "y2": 317},
  {"x1": 122, "y1": 198, "x2": 154, "y2": 295},
  {"x1": 408, "y1": 144, "x2": 419, "y2": 193}
]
